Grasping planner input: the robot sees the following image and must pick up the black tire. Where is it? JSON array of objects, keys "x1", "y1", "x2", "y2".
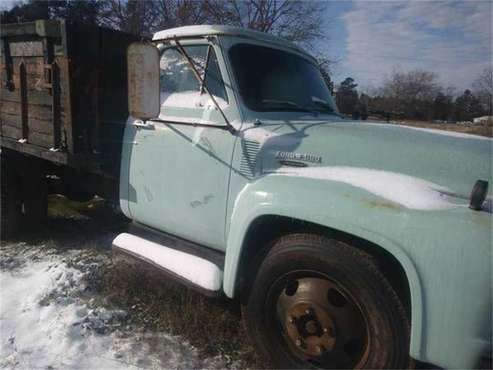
[
  {"x1": 243, "y1": 233, "x2": 410, "y2": 369},
  {"x1": 0, "y1": 153, "x2": 22, "y2": 240}
]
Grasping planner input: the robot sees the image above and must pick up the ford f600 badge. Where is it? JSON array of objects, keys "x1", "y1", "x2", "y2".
[{"x1": 275, "y1": 151, "x2": 322, "y2": 164}]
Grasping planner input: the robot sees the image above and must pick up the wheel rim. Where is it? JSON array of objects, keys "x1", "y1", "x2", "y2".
[{"x1": 272, "y1": 273, "x2": 370, "y2": 369}]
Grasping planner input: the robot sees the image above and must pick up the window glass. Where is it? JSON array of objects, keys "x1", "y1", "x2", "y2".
[
  {"x1": 159, "y1": 45, "x2": 227, "y2": 110},
  {"x1": 204, "y1": 50, "x2": 228, "y2": 102},
  {"x1": 229, "y1": 44, "x2": 336, "y2": 114}
]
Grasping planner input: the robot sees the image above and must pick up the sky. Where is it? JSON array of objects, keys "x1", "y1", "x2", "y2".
[
  {"x1": 2, "y1": 0, "x2": 491, "y2": 93},
  {"x1": 317, "y1": 0, "x2": 492, "y2": 93}
]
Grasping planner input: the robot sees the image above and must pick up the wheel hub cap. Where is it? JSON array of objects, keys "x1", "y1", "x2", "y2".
[
  {"x1": 285, "y1": 302, "x2": 336, "y2": 356},
  {"x1": 276, "y1": 277, "x2": 370, "y2": 368}
]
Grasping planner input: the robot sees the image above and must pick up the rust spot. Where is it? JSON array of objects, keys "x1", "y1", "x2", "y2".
[{"x1": 363, "y1": 199, "x2": 401, "y2": 210}]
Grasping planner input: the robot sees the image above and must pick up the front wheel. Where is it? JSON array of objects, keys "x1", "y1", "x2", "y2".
[{"x1": 243, "y1": 234, "x2": 410, "y2": 369}]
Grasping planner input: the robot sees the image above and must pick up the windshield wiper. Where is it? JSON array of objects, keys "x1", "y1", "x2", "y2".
[
  {"x1": 310, "y1": 98, "x2": 334, "y2": 112},
  {"x1": 310, "y1": 98, "x2": 343, "y2": 117},
  {"x1": 261, "y1": 99, "x2": 313, "y2": 113}
]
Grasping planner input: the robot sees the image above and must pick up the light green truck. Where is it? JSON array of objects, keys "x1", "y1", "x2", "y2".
[
  {"x1": 115, "y1": 25, "x2": 492, "y2": 369},
  {"x1": 1, "y1": 22, "x2": 491, "y2": 369}
]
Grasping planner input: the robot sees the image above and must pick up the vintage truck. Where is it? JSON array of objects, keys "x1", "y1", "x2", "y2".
[{"x1": 1, "y1": 21, "x2": 492, "y2": 369}]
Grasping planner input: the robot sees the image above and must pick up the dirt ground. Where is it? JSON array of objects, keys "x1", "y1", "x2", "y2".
[{"x1": 0, "y1": 196, "x2": 263, "y2": 369}]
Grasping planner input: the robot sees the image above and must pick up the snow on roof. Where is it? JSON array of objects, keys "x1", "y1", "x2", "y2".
[{"x1": 152, "y1": 25, "x2": 312, "y2": 60}]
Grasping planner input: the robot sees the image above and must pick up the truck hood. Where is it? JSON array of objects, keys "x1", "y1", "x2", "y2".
[{"x1": 240, "y1": 120, "x2": 493, "y2": 210}]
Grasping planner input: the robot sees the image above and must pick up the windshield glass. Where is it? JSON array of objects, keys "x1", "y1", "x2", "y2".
[{"x1": 229, "y1": 44, "x2": 337, "y2": 114}]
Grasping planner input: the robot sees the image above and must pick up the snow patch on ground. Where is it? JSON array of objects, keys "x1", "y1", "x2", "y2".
[
  {"x1": 0, "y1": 247, "x2": 231, "y2": 369},
  {"x1": 272, "y1": 166, "x2": 458, "y2": 210},
  {"x1": 399, "y1": 125, "x2": 492, "y2": 140}
]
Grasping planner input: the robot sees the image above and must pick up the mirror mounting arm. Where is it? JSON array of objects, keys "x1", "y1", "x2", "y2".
[{"x1": 173, "y1": 37, "x2": 236, "y2": 135}]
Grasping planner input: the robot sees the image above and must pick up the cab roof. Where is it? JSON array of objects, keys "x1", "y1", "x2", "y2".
[{"x1": 152, "y1": 25, "x2": 314, "y2": 61}]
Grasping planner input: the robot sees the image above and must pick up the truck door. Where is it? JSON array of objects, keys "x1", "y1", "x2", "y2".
[{"x1": 125, "y1": 41, "x2": 237, "y2": 251}]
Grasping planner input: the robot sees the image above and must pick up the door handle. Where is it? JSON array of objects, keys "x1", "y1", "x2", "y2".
[{"x1": 132, "y1": 119, "x2": 154, "y2": 129}]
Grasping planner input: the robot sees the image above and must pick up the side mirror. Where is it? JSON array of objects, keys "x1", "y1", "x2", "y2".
[{"x1": 127, "y1": 42, "x2": 160, "y2": 119}]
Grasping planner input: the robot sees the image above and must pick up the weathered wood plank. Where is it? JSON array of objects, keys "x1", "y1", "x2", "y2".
[
  {"x1": 10, "y1": 57, "x2": 45, "y2": 75},
  {"x1": 0, "y1": 137, "x2": 69, "y2": 165},
  {"x1": 2, "y1": 125, "x2": 56, "y2": 148},
  {"x1": 0, "y1": 113, "x2": 22, "y2": 128},
  {"x1": 11, "y1": 74, "x2": 47, "y2": 90},
  {"x1": 1, "y1": 101, "x2": 53, "y2": 120},
  {"x1": 1, "y1": 124, "x2": 22, "y2": 139},
  {"x1": 1, "y1": 112, "x2": 54, "y2": 135},
  {"x1": 0, "y1": 113, "x2": 22, "y2": 131},
  {"x1": 28, "y1": 131, "x2": 53, "y2": 148},
  {"x1": 1, "y1": 20, "x2": 61, "y2": 38},
  {"x1": 1, "y1": 89, "x2": 52, "y2": 106}
]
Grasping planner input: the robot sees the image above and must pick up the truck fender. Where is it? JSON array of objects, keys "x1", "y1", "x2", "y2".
[{"x1": 223, "y1": 177, "x2": 425, "y2": 359}]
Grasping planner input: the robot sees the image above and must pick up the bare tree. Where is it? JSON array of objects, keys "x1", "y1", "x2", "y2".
[
  {"x1": 150, "y1": 0, "x2": 210, "y2": 30},
  {"x1": 2, "y1": 0, "x2": 335, "y2": 79},
  {"x1": 203, "y1": 0, "x2": 327, "y2": 46},
  {"x1": 473, "y1": 66, "x2": 492, "y2": 115},
  {"x1": 100, "y1": 0, "x2": 156, "y2": 36},
  {"x1": 382, "y1": 69, "x2": 441, "y2": 119}
]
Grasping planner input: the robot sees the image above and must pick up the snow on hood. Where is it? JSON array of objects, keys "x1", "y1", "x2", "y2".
[
  {"x1": 239, "y1": 126, "x2": 281, "y2": 143},
  {"x1": 272, "y1": 166, "x2": 459, "y2": 210}
]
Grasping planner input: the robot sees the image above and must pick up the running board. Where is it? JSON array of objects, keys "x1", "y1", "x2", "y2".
[{"x1": 112, "y1": 233, "x2": 223, "y2": 296}]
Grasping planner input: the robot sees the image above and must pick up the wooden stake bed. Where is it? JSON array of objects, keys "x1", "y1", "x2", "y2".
[{"x1": 1, "y1": 20, "x2": 140, "y2": 176}]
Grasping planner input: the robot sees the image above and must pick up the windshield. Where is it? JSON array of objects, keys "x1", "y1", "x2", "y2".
[{"x1": 229, "y1": 44, "x2": 337, "y2": 114}]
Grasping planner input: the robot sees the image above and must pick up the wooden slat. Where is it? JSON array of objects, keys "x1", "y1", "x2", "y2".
[
  {"x1": 0, "y1": 137, "x2": 69, "y2": 165},
  {"x1": 29, "y1": 131, "x2": 53, "y2": 148},
  {"x1": 1, "y1": 89, "x2": 52, "y2": 106},
  {"x1": 11, "y1": 57, "x2": 45, "y2": 74},
  {"x1": 1, "y1": 20, "x2": 61, "y2": 38},
  {"x1": 1, "y1": 101, "x2": 52, "y2": 120},
  {"x1": 11, "y1": 74, "x2": 47, "y2": 90},
  {"x1": 1, "y1": 112, "x2": 54, "y2": 135},
  {"x1": 0, "y1": 112, "x2": 22, "y2": 129},
  {"x1": 1, "y1": 124, "x2": 22, "y2": 139}
]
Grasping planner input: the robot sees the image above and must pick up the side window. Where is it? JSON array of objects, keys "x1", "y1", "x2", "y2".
[
  {"x1": 204, "y1": 49, "x2": 228, "y2": 102},
  {"x1": 159, "y1": 45, "x2": 228, "y2": 111}
]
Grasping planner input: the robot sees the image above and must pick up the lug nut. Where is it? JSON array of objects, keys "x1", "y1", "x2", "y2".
[{"x1": 324, "y1": 327, "x2": 334, "y2": 337}]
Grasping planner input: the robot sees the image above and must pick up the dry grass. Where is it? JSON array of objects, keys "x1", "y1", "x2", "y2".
[{"x1": 103, "y1": 255, "x2": 263, "y2": 368}]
